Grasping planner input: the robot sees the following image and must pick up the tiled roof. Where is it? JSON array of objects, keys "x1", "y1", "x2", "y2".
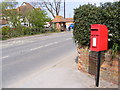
[
  {"x1": 22, "y1": 2, "x2": 34, "y2": 7},
  {"x1": 65, "y1": 18, "x2": 73, "y2": 22},
  {"x1": 52, "y1": 16, "x2": 74, "y2": 23},
  {"x1": 52, "y1": 16, "x2": 66, "y2": 22},
  {"x1": 16, "y1": 2, "x2": 34, "y2": 13}
]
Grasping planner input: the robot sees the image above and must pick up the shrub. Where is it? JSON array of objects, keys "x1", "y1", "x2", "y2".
[
  {"x1": 73, "y1": 1, "x2": 120, "y2": 55},
  {"x1": 2, "y1": 26, "x2": 13, "y2": 39}
]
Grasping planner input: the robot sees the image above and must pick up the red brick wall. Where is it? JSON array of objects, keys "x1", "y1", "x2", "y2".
[{"x1": 77, "y1": 47, "x2": 119, "y2": 84}]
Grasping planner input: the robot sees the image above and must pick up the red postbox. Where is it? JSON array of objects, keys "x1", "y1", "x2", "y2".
[{"x1": 90, "y1": 24, "x2": 108, "y2": 51}]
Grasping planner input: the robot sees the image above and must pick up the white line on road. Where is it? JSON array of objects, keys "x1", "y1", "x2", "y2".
[
  {"x1": 65, "y1": 38, "x2": 72, "y2": 41},
  {"x1": 1, "y1": 37, "x2": 73, "y2": 59},
  {"x1": 30, "y1": 42, "x2": 59, "y2": 51},
  {"x1": 30, "y1": 38, "x2": 72, "y2": 51},
  {"x1": 30, "y1": 46, "x2": 44, "y2": 51},
  {"x1": 44, "y1": 42, "x2": 59, "y2": 47},
  {"x1": 44, "y1": 43, "x2": 54, "y2": 47},
  {"x1": 0, "y1": 55, "x2": 9, "y2": 59}
]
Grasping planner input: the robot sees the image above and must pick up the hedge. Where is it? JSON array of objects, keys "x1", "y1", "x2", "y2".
[
  {"x1": 73, "y1": 1, "x2": 120, "y2": 55},
  {"x1": 1, "y1": 26, "x2": 46, "y2": 40}
]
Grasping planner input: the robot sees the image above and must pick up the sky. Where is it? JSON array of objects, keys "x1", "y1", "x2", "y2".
[{"x1": 15, "y1": 0, "x2": 119, "y2": 18}]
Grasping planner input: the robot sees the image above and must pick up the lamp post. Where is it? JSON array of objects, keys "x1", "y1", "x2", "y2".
[{"x1": 64, "y1": 0, "x2": 65, "y2": 18}]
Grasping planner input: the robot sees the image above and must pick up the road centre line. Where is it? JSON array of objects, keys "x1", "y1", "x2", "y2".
[
  {"x1": 2, "y1": 37, "x2": 72, "y2": 58},
  {"x1": 0, "y1": 55, "x2": 9, "y2": 59},
  {"x1": 65, "y1": 38, "x2": 72, "y2": 41},
  {"x1": 30, "y1": 38, "x2": 72, "y2": 51},
  {"x1": 30, "y1": 41, "x2": 59, "y2": 51},
  {"x1": 30, "y1": 46, "x2": 44, "y2": 51}
]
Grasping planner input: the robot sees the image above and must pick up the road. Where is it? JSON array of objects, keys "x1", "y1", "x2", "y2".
[{"x1": 1, "y1": 32, "x2": 76, "y2": 88}]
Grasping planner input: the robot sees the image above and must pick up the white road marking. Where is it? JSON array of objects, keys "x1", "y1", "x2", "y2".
[
  {"x1": 0, "y1": 56, "x2": 9, "y2": 59},
  {"x1": 44, "y1": 43, "x2": 54, "y2": 47},
  {"x1": 53, "y1": 41, "x2": 59, "y2": 44},
  {"x1": 30, "y1": 46, "x2": 44, "y2": 51},
  {"x1": 65, "y1": 38, "x2": 72, "y2": 41},
  {"x1": 44, "y1": 41, "x2": 59, "y2": 47},
  {"x1": 30, "y1": 41, "x2": 59, "y2": 51},
  {"x1": 1, "y1": 37, "x2": 72, "y2": 59},
  {"x1": 30, "y1": 38, "x2": 72, "y2": 52}
]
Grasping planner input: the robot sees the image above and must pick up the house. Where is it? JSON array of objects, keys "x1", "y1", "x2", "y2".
[
  {"x1": 52, "y1": 16, "x2": 66, "y2": 31},
  {"x1": 65, "y1": 18, "x2": 74, "y2": 30},
  {"x1": 16, "y1": 2, "x2": 34, "y2": 15},
  {"x1": 0, "y1": 19, "x2": 8, "y2": 25},
  {"x1": 16, "y1": 2, "x2": 35, "y2": 27},
  {"x1": 0, "y1": 13, "x2": 8, "y2": 25},
  {"x1": 0, "y1": 2, "x2": 40, "y2": 27},
  {"x1": 52, "y1": 16, "x2": 74, "y2": 31}
]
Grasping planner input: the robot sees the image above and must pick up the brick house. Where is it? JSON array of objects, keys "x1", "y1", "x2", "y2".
[
  {"x1": 0, "y1": 13, "x2": 8, "y2": 25},
  {"x1": 1, "y1": 2, "x2": 39, "y2": 27},
  {"x1": 65, "y1": 18, "x2": 74, "y2": 30},
  {"x1": 52, "y1": 16, "x2": 74, "y2": 31},
  {"x1": 16, "y1": 2, "x2": 35, "y2": 15},
  {"x1": 16, "y1": 2, "x2": 35, "y2": 27}
]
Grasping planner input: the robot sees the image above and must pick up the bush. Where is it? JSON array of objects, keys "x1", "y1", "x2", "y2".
[
  {"x1": 1, "y1": 25, "x2": 48, "y2": 40},
  {"x1": 2, "y1": 26, "x2": 13, "y2": 39},
  {"x1": 73, "y1": 1, "x2": 120, "y2": 55}
]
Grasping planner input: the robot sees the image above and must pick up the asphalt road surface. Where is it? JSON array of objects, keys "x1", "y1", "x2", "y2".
[{"x1": 1, "y1": 32, "x2": 76, "y2": 87}]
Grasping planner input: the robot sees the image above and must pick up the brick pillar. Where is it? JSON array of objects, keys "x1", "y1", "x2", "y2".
[{"x1": 77, "y1": 47, "x2": 118, "y2": 84}]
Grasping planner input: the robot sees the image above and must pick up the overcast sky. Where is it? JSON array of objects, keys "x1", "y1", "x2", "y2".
[{"x1": 17, "y1": 0, "x2": 118, "y2": 18}]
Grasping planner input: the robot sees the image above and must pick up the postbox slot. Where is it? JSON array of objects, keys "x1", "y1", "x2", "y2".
[
  {"x1": 91, "y1": 35, "x2": 99, "y2": 36},
  {"x1": 91, "y1": 29, "x2": 98, "y2": 31}
]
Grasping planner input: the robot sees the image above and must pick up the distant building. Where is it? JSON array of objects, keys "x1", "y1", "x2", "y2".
[
  {"x1": 52, "y1": 16, "x2": 66, "y2": 31},
  {"x1": 65, "y1": 18, "x2": 74, "y2": 31},
  {"x1": 16, "y1": 2, "x2": 36, "y2": 27},
  {"x1": 16, "y1": 2, "x2": 35, "y2": 15},
  {"x1": 0, "y1": 13, "x2": 8, "y2": 25},
  {"x1": 0, "y1": 2, "x2": 41, "y2": 27},
  {"x1": 52, "y1": 16, "x2": 74, "y2": 31}
]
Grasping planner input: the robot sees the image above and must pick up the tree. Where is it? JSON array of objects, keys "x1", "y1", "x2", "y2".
[
  {"x1": 30, "y1": 0, "x2": 62, "y2": 18},
  {"x1": 0, "y1": 0, "x2": 18, "y2": 13},
  {"x1": 25, "y1": 9, "x2": 51, "y2": 29},
  {"x1": 0, "y1": 0, "x2": 18, "y2": 25},
  {"x1": 7, "y1": 9, "x2": 21, "y2": 27}
]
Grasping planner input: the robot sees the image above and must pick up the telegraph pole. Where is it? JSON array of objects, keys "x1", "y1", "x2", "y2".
[{"x1": 64, "y1": 0, "x2": 65, "y2": 18}]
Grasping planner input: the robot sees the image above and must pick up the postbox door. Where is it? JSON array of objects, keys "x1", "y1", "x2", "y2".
[
  {"x1": 92, "y1": 37, "x2": 97, "y2": 47},
  {"x1": 90, "y1": 35, "x2": 99, "y2": 51}
]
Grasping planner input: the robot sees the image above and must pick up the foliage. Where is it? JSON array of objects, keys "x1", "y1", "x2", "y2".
[
  {"x1": 1, "y1": 1, "x2": 53, "y2": 40},
  {"x1": 0, "y1": 0, "x2": 19, "y2": 27},
  {"x1": 1, "y1": 26, "x2": 13, "y2": 39},
  {"x1": 73, "y1": 1, "x2": 120, "y2": 54},
  {"x1": 25, "y1": 9, "x2": 50, "y2": 29},
  {"x1": 1, "y1": 26, "x2": 47, "y2": 40},
  {"x1": 6, "y1": 9, "x2": 22, "y2": 27},
  {"x1": 0, "y1": 0, "x2": 18, "y2": 13}
]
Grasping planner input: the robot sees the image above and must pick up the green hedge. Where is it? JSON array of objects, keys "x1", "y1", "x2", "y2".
[
  {"x1": 1, "y1": 26, "x2": 46, "y2": 40},
  {"x1": 73, "y1": 1, "x2": 120, "y2": 55}
]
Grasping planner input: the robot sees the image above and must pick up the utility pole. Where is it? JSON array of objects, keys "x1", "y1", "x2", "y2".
[{"x1": 64, "y1": 0, "x2": 65, "y2": 18}]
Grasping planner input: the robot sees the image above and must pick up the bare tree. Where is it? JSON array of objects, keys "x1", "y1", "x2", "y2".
[{"x1": 30, "y1": 0, "x2": 62, "y2": 18}]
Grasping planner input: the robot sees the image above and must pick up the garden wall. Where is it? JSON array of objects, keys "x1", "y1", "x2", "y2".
[{"x1": 77, "y1": 47, "x2": 119, "y2": 84}]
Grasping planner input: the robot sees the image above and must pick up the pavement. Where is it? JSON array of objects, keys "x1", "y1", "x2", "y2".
[
  {"x1": 5, "y1": 50, "x2": 118, "y2": 88},
  {"x1": 1, "y1": 32, "x2": 118, "y2": 88}
]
